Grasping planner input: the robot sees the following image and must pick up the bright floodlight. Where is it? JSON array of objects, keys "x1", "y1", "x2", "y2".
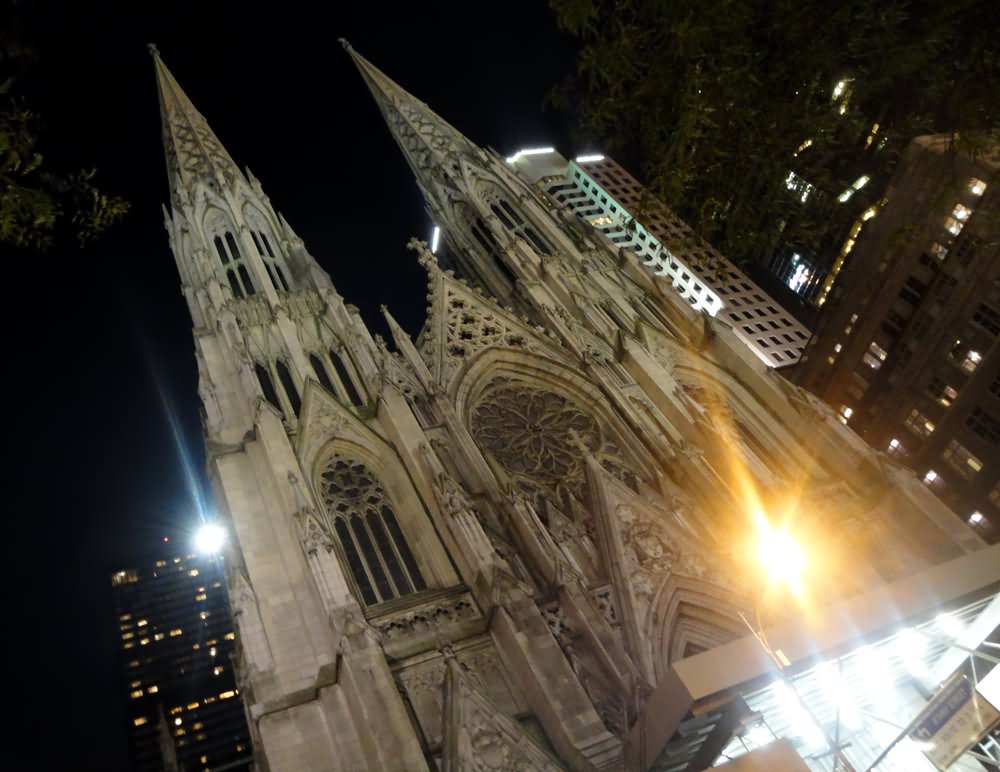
[
  {"x1": 431, "y1": 225, "x2": 441, "y2": 253},
  {"x1": 195, "y1": 523, "x2": 226, "y2": 554},
  {"x1": 756, "y1": 515, "x2": 806, "y2": 595}
]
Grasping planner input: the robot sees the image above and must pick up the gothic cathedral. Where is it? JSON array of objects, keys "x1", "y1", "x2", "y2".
[{"x1": 151, "y1": 43, "x2": 980, "y2": 771}]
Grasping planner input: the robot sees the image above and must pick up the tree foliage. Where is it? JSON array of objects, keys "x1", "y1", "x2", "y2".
[
  {"x1": 0, "y1": 7, "x2": 127, "y2": 250},
  {"x1": 549, "y1": 0, "x2": 1000, "y2": 265}
]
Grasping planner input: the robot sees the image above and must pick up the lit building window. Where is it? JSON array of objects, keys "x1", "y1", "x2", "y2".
[
  {"x1": 200, "y1": 611, "x2": 209, "y2": 620},
  {"x1": 219, "y1": 690, "x2": 236, "y2": 700},
  {"x1": 133, "y1": 717, "x2": 148, "y2": 727},
  {"x1": 130, "y1": 680, "x2": 141, "y2": 688},
  {"x1": 929, "y1": 242, "x2": 948, "y2": 261},
  {"x1": 170, "y1": 628, "x2": 182, "y2": 637},
  {"x1": 832, "y1": 79, "x2": 847, "y2": 99},
  {"x1": 195, "y1": 593, "x2": 207, "y2": 601},
  {"x1": 224, "y1": 632, "x2": 235, "y2": 641},
  {"x1": 209, "y1": 646, "x2": 217, "y2": 657},
  {"x1": 969, "y1": 511, "x2": 985, "y2": 526},
  {"x1": 123, "y1": 642, "x2": 135, "y2": 650},
  {"x1": 838, "y1": 405, "x2": 853, "y2": 424},
  {"x1": 188, "y1": 569, "x2": 199, "y2": 577},
  {"x1": 173, "y1": 557, "x2": 181, "y2": 563},
  {"x1": 945, "y1": 217, "x2": 964, "y2": 236},
  {"x1": 942, "y1": 440, "x2": 983, "y2": 479},
  {"x1": 187, "y1": 701, "x2": 200, "y2": 710},
  {"x1": 139, "y1": 638, "x2": 150, "y2": 646},
  {"x1": 137, "y1": 619, "x2": 147, "y2": 627},
  {"x1": 953, "y1": 204, "x2": 972, "y2": 221},
  {"x1": 923, "y1": 469, "x2": 938, "y2": 484},
  {"x1": 120, "y1": 613, "x2": 132, "y2": 621},
  {"x1": 175, "y1": 717, "x2": 183, "y2": 726},
  {"x1": 169, "y1": 706, "x2": 183, "y2": 715},
  {"x1": 154, "y1": 632, "x2": 164, "y2": 641},
  {"x1": 122, "y1": 632, "x2": 134, "y2": 640},
  {"x1": 834, "y1": 343, "x2": 842, "y2": 353},
  {"x1": 904, "y1": 409, "x2": 935, "y2": 438},
  {"x1": 148, "y1": 685, "x2": 159, "y2": 694},
  {"x1": 887, "y1": 438, "x2": 905, "y2": 457},
  {"x1": 201, "y1": 756, "x2": 208, "y2": 765},
  {"x1": 213, "y1": 666, "x2": 224, "y2": 676},
  {"x1": 927, "y1": 377, "x2": 959, "y2": 407},
  {"x1": 155, "y1": 560, "x2": 166, "y2": 567},
  {"x1": 130, "y1": 689, "x2": 143, "y2": 699},
  {"x1": 970, "y1": 178, "x2": 987, "y2": 196}
]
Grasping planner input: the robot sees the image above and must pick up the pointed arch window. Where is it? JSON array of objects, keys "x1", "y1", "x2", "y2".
[
  {"x1": 244, "y1": 206, "x2": 291, "y2": 292},
  {"x1": 485, "y1": 194, "x2": 553, "y2": 255},
  {"x1": 310, "y1": 353, "x2": 336, "y2": 395},
  {"x1": 329, "y1": 349, "x2": 364, "y2": 407},
  {"x1": 252, "y1": 230, "x2": 290, "y2": 292},
  {"x1": 471, "y1": 218, "x2": 518, "y2": 286},
  {"x1": 274, "y1": 360, "x2": 301, "y2": 417},
  {"x1": 318, "y1": 456, "x2": 425, "y2": 606},
  {"x1": 210, "y1": 230, "x2": 254, "y2": 297},
  {"x1": 254, "y1": 363, "x2": 281, "y2": 412}
]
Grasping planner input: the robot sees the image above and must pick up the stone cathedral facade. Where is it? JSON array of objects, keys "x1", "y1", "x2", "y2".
[{"x1": 150, "y1": 44, "x2": 982, "y2": 771}]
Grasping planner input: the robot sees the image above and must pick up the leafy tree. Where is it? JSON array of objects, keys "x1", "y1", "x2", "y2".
[
  {"x1": 549, "y1": 0, "x2": 1000, "y2": 270},
  {"x1": 0, "y1": 5, "x2": 127, "y2": 250}
]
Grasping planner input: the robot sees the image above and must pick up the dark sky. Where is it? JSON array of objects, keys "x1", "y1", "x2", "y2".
[{"x1": 8, "y1": 2, "x2": 582, "y2": 767}]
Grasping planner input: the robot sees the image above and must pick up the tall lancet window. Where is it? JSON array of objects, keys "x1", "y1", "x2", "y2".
[
  {"x1": 274, "y1": 360, "x2": 301, "y2": 417},
  {"x1": 318, "y1": 455, "x2": 425, "y2": 606},
  {"x1": 329, "y1": 348, "x2": 365, "y2": 407},
  {"x1": 244, "y1": 207, "x2": 291, "y2": 292},
  {"x1": 207, "y1": 210, "x2": 256, "y2": 298},
  {"x1": 255, "y1": 363, "x2": 282, "y2": 412},
  {"x1": 482, "y1": 190, "x2": 553, "y2": 256}
]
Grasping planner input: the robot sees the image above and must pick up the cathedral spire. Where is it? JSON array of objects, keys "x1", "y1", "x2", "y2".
[
  {"x1": 339, "y1": 40, "x2": 477, "y2": 179},
  {"x1": 149, "y1": 44, "x2": 244, "y2": 203}
]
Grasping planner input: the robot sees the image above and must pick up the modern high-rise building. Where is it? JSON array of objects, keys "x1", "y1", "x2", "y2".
[
  {"x1": 111, "y1": 551, "x2": 252, "y2": 772},
  {"x1": 794, "y1": 135, "x2": 1000, "y2": 543},
  {"x1": 507, "y1": 150, "x2": 813, "y2": 369},
  {"x1": 145, "y1": 40, "x2": 997, "y2": 771}
]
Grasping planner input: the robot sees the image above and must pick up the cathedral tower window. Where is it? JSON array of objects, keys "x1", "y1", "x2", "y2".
[
  {"x1": 310, "y1": 354, "x2": 336, "y2": 395},
  {"x1": 484, "y1": 194, "x2": 553, "y2": 255},
  {"x1": 329, "y1": 349, "x2": 364, "y2": 407},
  {"x1": 254, "y1": 363, "x2": 281, "y2": 412},
  {"x1": 213, "y1": 234, "x2": 254, "y2": 298},
  {"x1": 243, "y1": 207, "x2": 292, "y2": 292},
  {"x1": 274, "y1": 360, "x2": 301, "y2": 417},
  {"x1": 318, "y1": 456, "x2": 425, "y2": 606}
]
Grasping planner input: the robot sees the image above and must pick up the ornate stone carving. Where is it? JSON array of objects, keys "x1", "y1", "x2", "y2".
[
  {"x1": 470, "y1": 378, "x2": 633, "y2": 499},
  {"x1": 372, "y1": 590, "x2": 482, "y2": 641}
]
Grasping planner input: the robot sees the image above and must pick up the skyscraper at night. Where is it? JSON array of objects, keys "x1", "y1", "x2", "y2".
[
  {"x1": 111, "y1": 551, "x2": 251, "y2": 771},
  {"x1": 794, "y1": 134, "x2": 1000, "y2": 543},
  {"x1": 506, "y1": 149, "x2": 813, "y2": 369},
  {"x1": 146, "y1": 41, "x2": 999, "y2": 771}
]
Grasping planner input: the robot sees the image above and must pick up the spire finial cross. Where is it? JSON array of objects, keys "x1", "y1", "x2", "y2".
[
  {"x1": 147, "y1": 42, "x2": 159, "y2": 58},
  {"x1": 337, "y1": 38, "x2": 352, "y2": 52}
]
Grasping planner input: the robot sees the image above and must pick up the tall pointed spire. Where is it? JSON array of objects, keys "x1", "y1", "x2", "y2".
[
  {"x1": 339, "y1": 40, "x2": 477, "y2": 178},
  {"x1": 149, "y1": 44, "x2": 244, "y2": 203}
]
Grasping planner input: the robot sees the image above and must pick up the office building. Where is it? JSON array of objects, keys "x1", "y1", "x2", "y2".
[
  {"x1": 795, "y1": 135, "x2": 1000, "y2": 542},
  {"x1": 111, "y1": 551, "x2": 251, "y2": 771}
]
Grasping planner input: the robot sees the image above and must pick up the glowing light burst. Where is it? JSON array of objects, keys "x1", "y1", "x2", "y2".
[
  {"x1": 756, "y1": 514, "x2": 806, "y2": 596},
  {"x1": 195, "y1": 523, "x2": 226, "y2": 554}
]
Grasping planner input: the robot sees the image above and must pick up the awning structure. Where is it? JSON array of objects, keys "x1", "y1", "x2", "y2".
[{"x1": 633, "y1": 543, "x2": 1000, "y2": 771}]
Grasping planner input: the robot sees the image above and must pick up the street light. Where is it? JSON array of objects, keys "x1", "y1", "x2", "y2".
[
  {"x1": 739, "y1": 514, "x2": 859, "y2": 771},
  {"x1": 194, "y1": 523, "x2": 226, "y2": 554},
  {"x1": 755, "y1": 513, "x2": 806, "y2": 598}
]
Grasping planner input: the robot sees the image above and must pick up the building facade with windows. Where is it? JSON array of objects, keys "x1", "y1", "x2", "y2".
[
  {"x1": 794, "y1": 135, "x2": 1000, "y2": 542},
  {"x1": 148, "y1": 42, "x2": 991, "y2": 771},
  {"x1": 508, "y1": 150, "x2": 813, "y2": 369},
  {"x1": 110, "y1": 552, "x2": 251, "y2": 772}
]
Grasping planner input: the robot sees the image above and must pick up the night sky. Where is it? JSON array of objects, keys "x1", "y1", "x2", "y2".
[{"x1": 8, "y1": 3, "x2": 581, "y2": 767}]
